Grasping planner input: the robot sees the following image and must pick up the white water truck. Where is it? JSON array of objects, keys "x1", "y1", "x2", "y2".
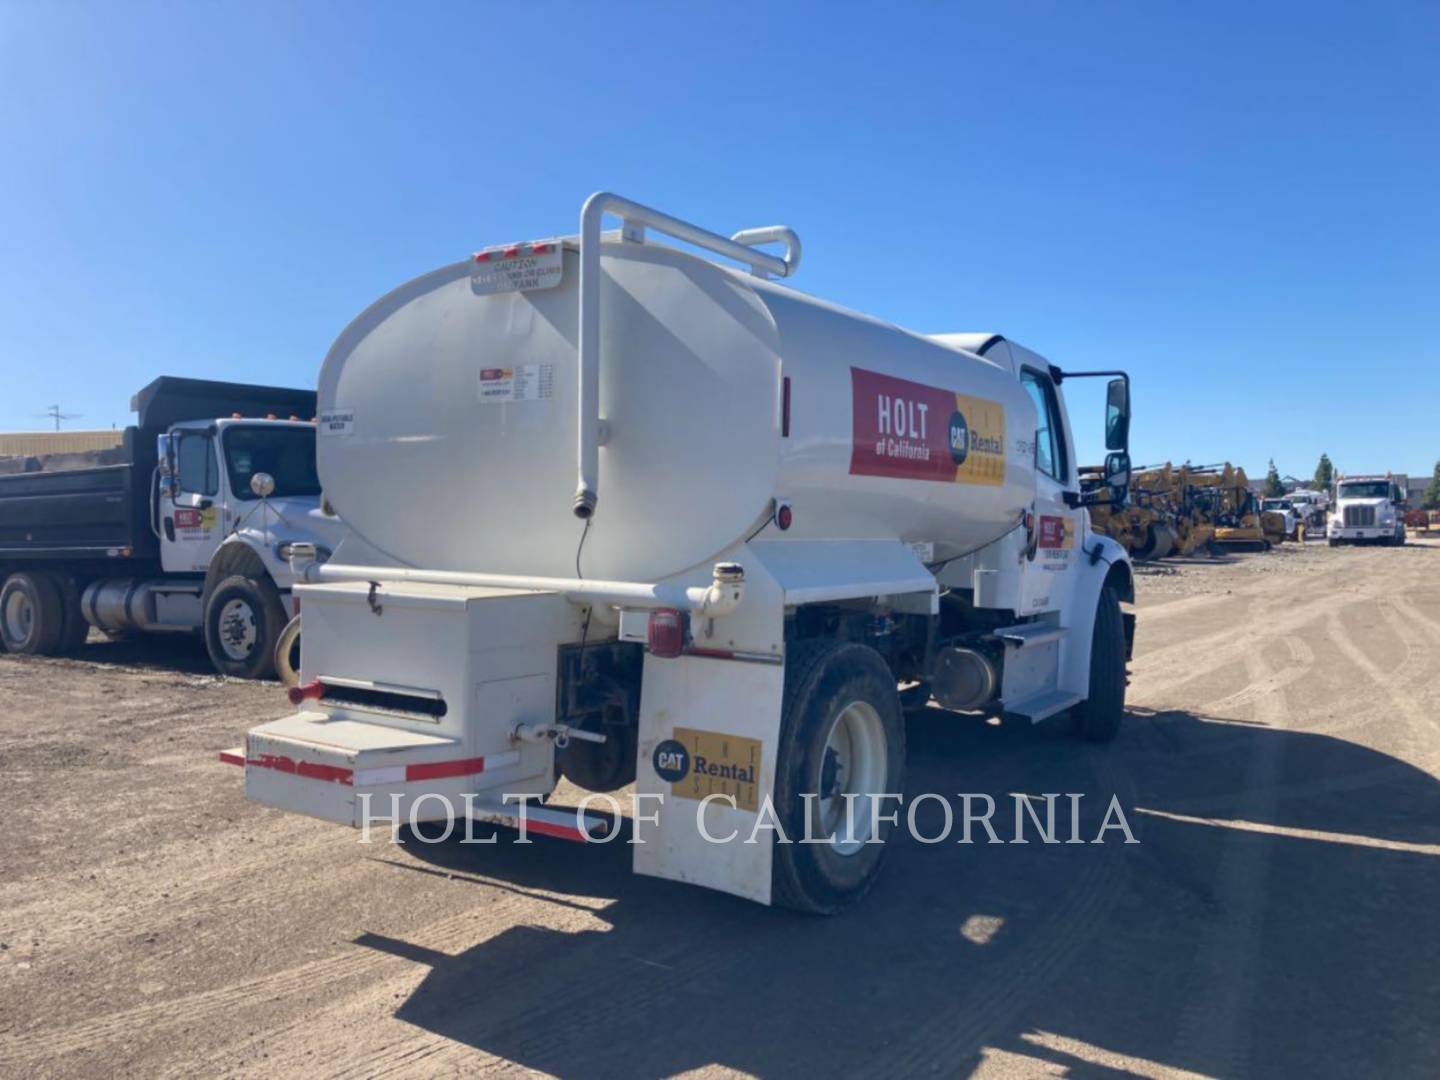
[{"x1": 224, "y1": 194, "x2": 1136, "y2": 913}]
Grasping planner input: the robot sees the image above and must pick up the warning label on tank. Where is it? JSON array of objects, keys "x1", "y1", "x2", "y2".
[
  {"x1": 657, "y1": 727, "x2": 761, "y2": 813},
  {"x1": 478, "y1": 364, "x2": 554, "y2": 404},
  {"x1": 849, "y1": 368, "x2": 1006, "y2": 485}
]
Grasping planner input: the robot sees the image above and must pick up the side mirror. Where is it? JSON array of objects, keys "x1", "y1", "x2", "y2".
[
  {"x1": 250, "y1": 472, "x2": 276, "y2": 498},
  {"x1": 156, "y1": 433, "x2": 178, "y2": 498},
  {"x1": 1104, "y1": 450, "x2": 1131, "y2": 501},
  {"x1": 1105, "y1": 377, "x2": 1130, "y2": 452}
]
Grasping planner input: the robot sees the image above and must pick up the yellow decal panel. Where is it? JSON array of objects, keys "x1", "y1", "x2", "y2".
[{"x1": 657, "y1": 727, "x2": 762, "y2": 813}]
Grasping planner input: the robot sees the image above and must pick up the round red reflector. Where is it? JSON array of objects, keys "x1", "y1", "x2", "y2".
[{"x1": 776, "y1": 504, "x2": 793, "y2": 531}]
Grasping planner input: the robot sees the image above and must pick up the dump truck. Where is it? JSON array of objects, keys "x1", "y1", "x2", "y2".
[
  {"x1": 223, "y1": 193, "x2": 1137, "y2": 913},
  {"x1": 1328, "y1": 474, "x2": 1407, "y2": 546},
  {"x1": 0, "y1": 378, "x2": 344, "y2": 676}
]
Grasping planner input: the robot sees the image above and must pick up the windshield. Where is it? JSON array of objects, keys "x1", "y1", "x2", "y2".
[
  {"x1": 221, "y1": 425, "x2": 320, "y2": 500},
  {"x1": 1339, "y1": 481, "x2": 1389, "y2": 500},
  {"x1": 1263, "y1": 499, "x2": 1291, "y2": 510}
]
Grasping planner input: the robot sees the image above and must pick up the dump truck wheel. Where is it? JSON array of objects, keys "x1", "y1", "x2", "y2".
[
  {"x1": 1071, "y1": 587, "x2": 1126, "y2": 744},
  {"x1": 204, "y1": 574, "x2": 287, "y2": 680},
  {"x1": 46, "y1": 573, "x2": 90, "y2": 654},
  {"x1": 771, "y1": 640, "x2": 905, "y2": 915},
  {"x1": 0, "y1": 571, "x2": 66, "y2": 655}
]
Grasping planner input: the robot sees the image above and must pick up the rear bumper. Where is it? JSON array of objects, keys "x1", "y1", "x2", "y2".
[{"x1": 219, "y1": 712, "x2": 528, "y2": 828}]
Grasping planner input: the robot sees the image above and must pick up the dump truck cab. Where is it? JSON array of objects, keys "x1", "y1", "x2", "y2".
[{"x1": 0, "y1": 378, "x2": 343, "y2": 677}]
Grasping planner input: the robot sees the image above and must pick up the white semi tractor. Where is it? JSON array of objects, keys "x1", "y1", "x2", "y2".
[
  {"x1": 1328, "y1": 474, "x2": 1408, "y2": 546},
  {"x1": 225, "y1": 194, "x2": 1137, "y2": 913}
]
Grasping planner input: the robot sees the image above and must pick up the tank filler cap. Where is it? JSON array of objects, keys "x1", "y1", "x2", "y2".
[{"x1": 713, "y1": 563, "x2": 744, "y2": 585}]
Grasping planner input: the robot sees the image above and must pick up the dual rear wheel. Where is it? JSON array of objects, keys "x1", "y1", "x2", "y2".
[{"x1": 0, "y1": 571, "x2": 89, "y2": 655}]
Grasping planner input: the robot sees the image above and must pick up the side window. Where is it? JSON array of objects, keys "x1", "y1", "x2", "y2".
[
  {"x1": 1020, "y1": 370, "x2": 1066, "y2": 481},
  {"x1": 176, "y1": 434, "x2": 219, "y2": 497}
]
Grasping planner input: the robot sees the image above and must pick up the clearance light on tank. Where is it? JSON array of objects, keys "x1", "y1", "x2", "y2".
[
  {"x1": 531, "y1": 242, "x2": 553, "y2": 254},
  {"x1": 648, "y1": 609, "x2": 688, "y2": 659},
  {"x1": 473, "y1": 251, "x2": 492, "y2": 262},
  {"x1": 502, "y1": 246, "x2": 520, "y2": 258},
  {"x1": 776, "y1": 502, "x2": 793, "y2": 531},
  {"x1": 287, "y1": 680, "x2": 326, "y2": 707}
]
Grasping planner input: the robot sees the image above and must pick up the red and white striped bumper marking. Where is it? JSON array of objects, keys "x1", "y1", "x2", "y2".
[
  {"x1": 467, "y1": 800, "x2": 609, "y2": 844},
  {"x1": 218, "y1": 748, "x2": 521, "y2": 786}
]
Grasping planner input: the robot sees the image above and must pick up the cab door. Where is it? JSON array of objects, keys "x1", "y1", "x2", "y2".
[
  {"x1": 162, "y1": 430, "x2": 225, "y2": 573},
  {"x1": 1018, "y1": 368, "x2": 1080, "y2": 614}
]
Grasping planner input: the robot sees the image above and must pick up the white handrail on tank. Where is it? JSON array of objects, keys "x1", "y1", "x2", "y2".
[
  {"x1": 573, "y1": 192, "x2": 802, "y2": 520},
  {"x1": 297, "y1": 557, "x2": 744, "y2": 617}
]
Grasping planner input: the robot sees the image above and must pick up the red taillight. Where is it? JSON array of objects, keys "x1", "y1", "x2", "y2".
[
  {"x1": 287, "y1": 680, "x2": 325, "y2": 706},
  {"x1": 647, "y1": 609, "x2": 687, "y2": 659},
  {"x1": 776, "y1": 503, "x2": 793, "y2": 531}
]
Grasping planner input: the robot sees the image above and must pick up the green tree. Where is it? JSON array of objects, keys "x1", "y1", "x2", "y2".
[
  {"x1": 1313, "y1": 453, "x2": 1334, "y2": 492},
  {"x1": 1264, "y1": 459, "x2": 1285, "y2": 497},
  {"x1": 1424, "y1": 461, "x2": 1440, "y2": 510}
]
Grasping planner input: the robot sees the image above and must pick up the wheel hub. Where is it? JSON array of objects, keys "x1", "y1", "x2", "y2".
[
  {"x1": 3, "y1": 590, "x2": 34, "y2": 644},
  {"x1": 814, "y1": 700, "x2": 888, "y2": 857},
  {"x1": 218, "y1": 598, "x2": 257, "y2": 661}
]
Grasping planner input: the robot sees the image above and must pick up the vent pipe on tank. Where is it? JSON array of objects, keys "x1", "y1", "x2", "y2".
[{"x1": 573, "y1": 192, "x2": 801, "y2": 519}]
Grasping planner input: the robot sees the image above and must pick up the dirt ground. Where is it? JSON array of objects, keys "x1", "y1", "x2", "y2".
[{"x1": 2, "y1": 539, "x2": 1439, "y2": 1079}]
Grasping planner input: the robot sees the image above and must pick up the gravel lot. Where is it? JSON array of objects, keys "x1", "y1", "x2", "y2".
[{"x1": 2, "y1": 539, "x2": 1439, "y2": 1078}]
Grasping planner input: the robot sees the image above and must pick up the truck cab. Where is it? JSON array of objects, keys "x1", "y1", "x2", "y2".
[
  {"x1": 1328, "y1": 476, "x2": 1407, "y2": 546},
  {"x1": 0, "y1": 377, "x2": 344, "y2": 677}
]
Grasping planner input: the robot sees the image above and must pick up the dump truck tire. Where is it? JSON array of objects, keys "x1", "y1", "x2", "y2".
[
  {"x1": 204, "y1": 574, "x2": 287, "y2": 680},
  {"x1": 0, "y1": 571, "x2": 67, "y2": 655},
  {"x1": 52, "y1": 573, "x2": 90, "y2": 654}
]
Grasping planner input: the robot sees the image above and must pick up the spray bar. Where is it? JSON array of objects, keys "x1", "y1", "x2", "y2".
[{"x1": 295, "y1": 553, "x2": 744, "y2": 618}]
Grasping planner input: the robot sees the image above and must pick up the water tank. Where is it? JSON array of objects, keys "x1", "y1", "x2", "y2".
[{"x1": 317, "y1": 241, "x2": 1037, "y2": 582}]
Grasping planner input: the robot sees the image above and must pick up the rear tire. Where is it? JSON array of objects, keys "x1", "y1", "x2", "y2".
[
  {"x1": 1071, "y1": 587, "x2": 1126, "y2": 743},
  {"x1": 53, "y1": 574, "x2": 90, "y2": 654},
  {"x1": 0, "y1": 571, "x2": 66, "y2": 655},
  {"x1": 204, "y1": 574, "x2": 287, "y2": 679},
  {"x1": 771, "y1": 640, "x2": 905, "y2": 915}
]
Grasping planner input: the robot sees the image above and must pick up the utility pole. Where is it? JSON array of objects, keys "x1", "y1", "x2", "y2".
[{"x1": 39, "y1": 405, "x2": 81, "y2": 431}]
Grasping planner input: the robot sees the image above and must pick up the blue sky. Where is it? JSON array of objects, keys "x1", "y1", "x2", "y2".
[{"x1": 2, "y1": 2, "x2": 1436, "y2": 482}]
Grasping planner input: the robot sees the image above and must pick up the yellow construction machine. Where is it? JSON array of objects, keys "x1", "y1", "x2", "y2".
[
  {"x1": 1187, "y1": 464, "x2": 1272, "y2": 552},
  {"x1": 1082, "y1": 462, "x2": 1178, "y2": 559}
]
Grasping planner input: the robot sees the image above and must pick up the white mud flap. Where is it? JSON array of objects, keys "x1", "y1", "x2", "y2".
[{"x1": 632, "y1": 654, "x2": 785, "y2": 905}]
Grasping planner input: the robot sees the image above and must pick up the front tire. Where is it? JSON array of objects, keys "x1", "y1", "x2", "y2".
[
  {"x1": 771, "y1": 640, "x2": 905, "y2": 915},
  {"x1": 204, "y1": 574, "x2": 287, "y2": 679},
  {"x1": 0, "y1": 571, "x2": 66, "y2": 655},
  {"x1": 1071, "y1": 587, "x2": 1127, "y2": 743}
]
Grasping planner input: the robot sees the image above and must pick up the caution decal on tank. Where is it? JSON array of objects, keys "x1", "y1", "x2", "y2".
[
  {"x1": 653, "y1": 727, "x2": 761, "y2": 813},
  {"x1": 849, "y1": 368, "x2": 1006, "y2": 486}
]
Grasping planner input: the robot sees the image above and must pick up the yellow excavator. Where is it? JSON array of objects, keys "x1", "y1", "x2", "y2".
[
  {"x1": 1186, "y1": 464, "x2": 1273, "y2": 552},
  {"x1": 1165, "y1": 464, "x2": 1218, "y2": 556},
  {"x1": 1082, "y1": 462, "x2": 1178, "y2": 560}
]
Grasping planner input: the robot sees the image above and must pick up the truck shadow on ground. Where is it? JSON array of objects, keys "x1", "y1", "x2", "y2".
[
  {"x1": 48, "y1": 630, "x2": 219, "y2": 677},
  {"x1": 369, "y1": 708, "x2": 1440, "y2": 1079}
]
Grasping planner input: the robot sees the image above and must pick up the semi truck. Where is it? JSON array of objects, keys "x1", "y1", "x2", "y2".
[
  {"x1": 224, "y1": 194, "x2": 1137, "y2": 913},
  {"x1": 0, "y1": 377, "x2": 345, "y2": 676},
  {"x1": 1328, "y1": 474, "x2": 1407, "y2": 546}
]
